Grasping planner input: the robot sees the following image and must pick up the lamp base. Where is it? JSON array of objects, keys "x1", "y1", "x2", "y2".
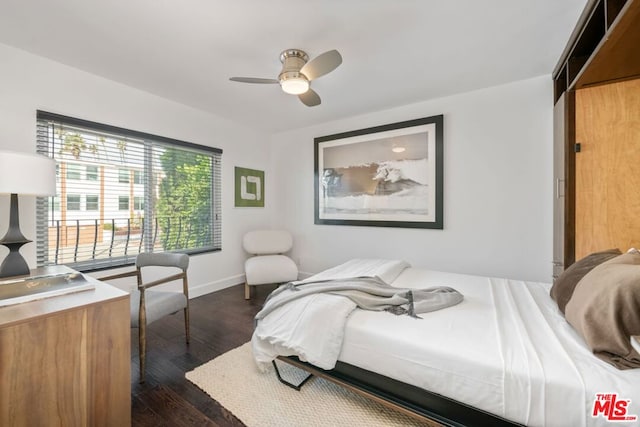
[
  {"x1": 0, "y1": 245, "x2": 30, "y2": 278},
  {"x1": 0, "y1": 193, "x2": 32, "y2": 278}
]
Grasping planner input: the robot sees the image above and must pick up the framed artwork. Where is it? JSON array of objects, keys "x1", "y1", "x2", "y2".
[
  {"x1": 235, "y1": 166, "x2": 264, "y2": 207},
  {"x1": 314, "y1": 115, "x2": 443, "y2": 229}
]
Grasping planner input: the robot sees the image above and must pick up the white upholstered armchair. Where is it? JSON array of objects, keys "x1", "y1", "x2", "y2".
[{"x1": 243, "y1": 230, "x2": 298, "y2": 299}]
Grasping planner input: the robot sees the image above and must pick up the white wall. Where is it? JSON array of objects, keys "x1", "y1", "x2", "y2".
[
  {"x1": 0, "y1": 42, "x2": 273, "y2": 295},
  {"x1": 0, "y1": 42, "x2": 555, "y2": 289},
  {"x1": 270, "y1": 75, "x2": 553, "y2": 282}
]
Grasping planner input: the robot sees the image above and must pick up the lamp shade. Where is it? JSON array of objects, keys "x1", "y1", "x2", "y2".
[{"x1": 0, "y1": 151, "x2": 56, "y2": 196}]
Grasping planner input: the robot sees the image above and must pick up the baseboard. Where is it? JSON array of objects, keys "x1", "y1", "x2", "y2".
[
  {"x1": 189, "y1": 273, "x2": 245, "y2": 299},
  {"x1": 189, "y1": 271, "x2": 315, "y2": 299}
]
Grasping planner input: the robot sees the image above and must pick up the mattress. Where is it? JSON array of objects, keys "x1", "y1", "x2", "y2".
[{"x1": 336, "y1": 268, "x2": 640, "y2": 427}]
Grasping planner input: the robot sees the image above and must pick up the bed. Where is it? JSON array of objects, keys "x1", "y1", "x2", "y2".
[{"x1": 252, "y1": 259, "x2": 640, "y2": 426}]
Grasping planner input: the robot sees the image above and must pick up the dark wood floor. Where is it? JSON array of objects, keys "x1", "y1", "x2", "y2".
[{"x1": 131, "y1": 283, "x2": 277, "y2": 427}]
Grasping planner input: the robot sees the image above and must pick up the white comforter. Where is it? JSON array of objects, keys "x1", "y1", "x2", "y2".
[
  {"x1": 253, "y1": 261, "x2": 640, "y2": 426},
  {"x1": 338, "y1": 268, "x2": 640, "y2": 427},
  {"x1": 251, "y1": 259, "x2": 410, "y2": 370}
]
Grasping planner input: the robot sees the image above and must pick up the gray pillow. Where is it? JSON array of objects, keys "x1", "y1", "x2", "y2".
[{"x1": 550, "y1": 248, "x2": 621, "y2": 314}]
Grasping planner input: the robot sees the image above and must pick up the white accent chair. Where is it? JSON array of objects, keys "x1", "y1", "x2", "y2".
[
  {"x1": 100, "y1": 252, "x2": 190, "y2": 382},
  {"x1": 243, "y1": 230, "x2": 298, "y2": 300}
]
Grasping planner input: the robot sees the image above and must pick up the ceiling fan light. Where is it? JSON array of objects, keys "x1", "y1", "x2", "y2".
[{"x1": 281, "y1": 77, "x2": 309, "y2": 95}]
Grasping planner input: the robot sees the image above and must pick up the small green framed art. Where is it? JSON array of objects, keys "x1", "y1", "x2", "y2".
[{"x1": 235, "y1": 166, "x2": 265, "y2": 207}]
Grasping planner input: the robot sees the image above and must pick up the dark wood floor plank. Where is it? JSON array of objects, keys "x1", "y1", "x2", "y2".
[
  {"x1": 131, "y1": 284, "x2": 264, "y2": 426},
  {"x1": 132, "y1": 394, "x2": 169, "y2": 427},
  {"x1": 138, "y1": 385, "x2": 219, "y2": 427}
]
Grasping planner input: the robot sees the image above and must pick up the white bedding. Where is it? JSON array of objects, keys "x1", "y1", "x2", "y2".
[
  {"x1": 252, "y1": 259, "x2": 410, "y2": 370},
  {"x1": 337, "y1": 268, "x2": 640, "y2": 427}
]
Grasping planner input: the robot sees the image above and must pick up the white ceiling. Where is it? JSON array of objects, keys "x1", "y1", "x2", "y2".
[{"x1": 0, "y1": 0, "x2": 586, "y2": 133}]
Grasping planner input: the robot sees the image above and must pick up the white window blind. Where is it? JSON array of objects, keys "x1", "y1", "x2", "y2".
[{"x1": 36, "y1": 111, "x2": 222, "y2": 272}]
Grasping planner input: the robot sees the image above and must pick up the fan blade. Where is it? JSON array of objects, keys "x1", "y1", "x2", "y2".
[
  {"x1": 299, "y1": 88, "x2": 321, "y2": 107},
  {"x1": 229, "y1": 77, "x2": 279, "y2": 84},
  {"x1": 300, "y1": 50, "x2": 342, "y2": 81}
]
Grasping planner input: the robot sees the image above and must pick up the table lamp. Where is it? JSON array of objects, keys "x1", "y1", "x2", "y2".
[{"x1": 0, "y1": 151, "x2": 56, "y2": 278}]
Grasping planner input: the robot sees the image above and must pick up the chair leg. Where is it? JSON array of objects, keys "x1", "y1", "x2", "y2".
[
  {"x1": 139, "y1": 324, "x2": 146, "y2": 383},
  {"x1": 183, "y1": 274, "x2": 190, "y2": 344},
  {"x1": 184, "y1": 306, "x2": 190, "y2": 345},
  {"x1": 139, "y1": 290, "x2": 147, "y2": 383},
  {"x1": 244, "y1": 283, "x2": 252, "y2": 300}
]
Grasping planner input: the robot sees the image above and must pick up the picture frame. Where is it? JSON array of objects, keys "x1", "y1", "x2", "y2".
[
  {"x1": 235, "y1": 166, "x2": 265, "y2": 207},
  {"x1": 314, "y1": 115, "x2": 443, "y2": 229}
]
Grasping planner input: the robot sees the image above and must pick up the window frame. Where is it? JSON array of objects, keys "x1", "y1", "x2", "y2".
[
  {"x1": 36, "y1": 110, "x2": 222, "y2": 272},
  {"x1": 118, "y1": 195, "x2": 130, "y2": 211},
  {"x1": 66, "y1": 164, "x2": 82, "y2": 180},
  {"x1": 118, "y1": 168, "x2": 130, "y2": 183},
  {"x1": 86, "y1": 165, "x2": 98, "y2": 181},
  {"x1": 86, "y1": 194, "x2": 99, "y2": 211},
  {"x1": 66, "y1": 194, "x2": 81, "y2": 211},
  {"x1": 133, "y1": 170, "x2": 143, "y2": 185},
  {"x1": 133, "y1": 196, "x2": 144, "y2": 211}
]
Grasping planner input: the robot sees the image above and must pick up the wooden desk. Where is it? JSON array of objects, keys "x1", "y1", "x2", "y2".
[{"x1": 0, "y1": 266, "x2": 131, "y2": 426}]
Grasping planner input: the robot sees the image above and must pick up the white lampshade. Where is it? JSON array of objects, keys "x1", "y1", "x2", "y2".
[
  {"x1": 281, "y1": 77, "x2": 310, "y2": 95},
  {"x1": 0, "y1": 151, "x2": 56, "y2": 196}
]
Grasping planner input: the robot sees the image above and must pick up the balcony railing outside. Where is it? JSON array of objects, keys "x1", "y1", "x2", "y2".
[{"x1": 46, "y1": 216, "x2": 213, "y2": 267}]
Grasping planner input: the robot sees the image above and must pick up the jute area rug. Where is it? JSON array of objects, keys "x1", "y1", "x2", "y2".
[{"x1": 186, "y1": 342, "x2": 435, "y2": 427}]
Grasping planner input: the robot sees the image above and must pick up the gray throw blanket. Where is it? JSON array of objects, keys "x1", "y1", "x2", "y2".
[{"x1": 255, "y1": 276, "x2": 463, "y2": 322}]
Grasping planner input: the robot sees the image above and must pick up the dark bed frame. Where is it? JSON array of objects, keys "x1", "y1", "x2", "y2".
[{"x1": 276, "y1": 356, "x2": 522, "y2": 427}]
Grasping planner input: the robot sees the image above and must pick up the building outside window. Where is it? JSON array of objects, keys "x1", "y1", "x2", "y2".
[
  {"x1": 66, "y1": 164, "x2": 82, "y2": 180},
  {"x1": 118, "y1": 168, "x2": 129, "y2": 183},
  {"x1": 133, "y1": 170, "x2": 143, "y2": 185},
  {"x1": 134, "y1": 196, "x2": 144, "y2": 211},
  {"x1": 36, "y1": 111, "x2": 222, "y2": 271},
  {"x1": 86, "y1": 165, "x2": 98, "y2": 181},
  {"x1": 67, "y1": 194, "x2": 81, "y2": 211},
  {"x1": 118, "y1": 196, "x2": 129, "y2": 211},
  {"x1": 86, "y1": 195, "x2": 99, "y2": 211}
]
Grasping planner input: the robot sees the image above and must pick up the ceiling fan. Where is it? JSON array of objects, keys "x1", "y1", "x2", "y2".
[{"x1": 229, "y1": 49, "x2": 342, "y2": 107}]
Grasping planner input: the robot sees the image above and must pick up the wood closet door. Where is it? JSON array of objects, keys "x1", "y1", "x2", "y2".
[{"x1": 575, "y1": 78, "x2": 640, "y2": 259}]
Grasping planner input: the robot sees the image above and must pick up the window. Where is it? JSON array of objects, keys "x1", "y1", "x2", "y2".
[
  {"x1": 36, "y1": 111, "x2": 222, "y2": 271},
  {"x1": 134, "y1": 196, "x2": 144, "y2": 210},
  {"x1": 86, "y1": 195, "x2": 99, "y2": 211},
  {"x1": 66, "y1": 164, "x2": 81, "y2": 180},
  {"x1": 67, "y1": 194, "x2": 81, "y2": 211},
  {"x1": 118, "y1": 196, "x2": 129, "y2": 211},
  {"x1": 86, "y1": 166, "x2": 98, "y2": 181},
  {"x1": 133, "y1": 170, "x2": 143, "y2": 185},
  {"x1": 118, "y1": 168, "x2": 129, "y2": 183}
]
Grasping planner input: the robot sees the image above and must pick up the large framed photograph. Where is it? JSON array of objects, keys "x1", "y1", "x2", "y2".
[{"x1": 314, "y1": 115, "x2": 443, "y2": 229}]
